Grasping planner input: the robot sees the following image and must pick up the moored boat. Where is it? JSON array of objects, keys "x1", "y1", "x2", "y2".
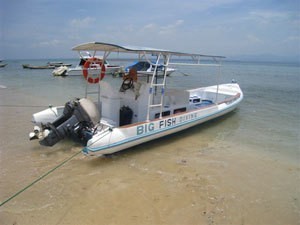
[
  {"x1": 23, "y1": 64, "x2": 55, "y2": 69},
  {"x1": 48, "y1": 62, "x2": 72, "y2": 67},
  {"x1": 52, "y1": 66, "x2": 68, "y2": 76},
  {"x1": 126, "y1": 60, "x2": 176, "y2": 76},
  {"x1": 29, "y1": 42, "x2": 243, "y2": 157},
  {"x1": 66, "y1": 52, "x2": 120, "y2": 76}
]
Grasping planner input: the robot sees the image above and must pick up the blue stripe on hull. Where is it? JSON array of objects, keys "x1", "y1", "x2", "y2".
[{"x1": 83, "y1": 101, "x2": 240, "y2": 155}]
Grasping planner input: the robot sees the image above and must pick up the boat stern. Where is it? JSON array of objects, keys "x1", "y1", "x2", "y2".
[{"x1": 29, "y1": 98, "x2": 100, "y2": 146}]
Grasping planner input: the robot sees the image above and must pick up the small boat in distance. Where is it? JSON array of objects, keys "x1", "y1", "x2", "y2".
[
  {"x1": 0, "y1": 63, "x2": 7, "y2": 68},
  {"x1": 66, "y1": 52, "x2": 120, "y2": 76},
  {"x1": 125, "y1": 60, "x2": 176, "y2": 76},
  {"x1": 29, "y1": 42, "x2": 243, "y2": 157},
  {"x1": 23, "y1": 62, "x2": 72, "y2": 70},
  {"x1": 52, "y1": 66, "x2": 68, "y2": 76},
  {"x1": 48, "y1": 62, "x2": 72, "y2": 67},
  {"x1": 23, "y1": 64, "x2": 55, "y2": 69}
]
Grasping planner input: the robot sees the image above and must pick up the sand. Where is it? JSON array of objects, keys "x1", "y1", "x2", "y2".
[{"x1": 0, "y1": 87, "x2": 299, "y2": 225}]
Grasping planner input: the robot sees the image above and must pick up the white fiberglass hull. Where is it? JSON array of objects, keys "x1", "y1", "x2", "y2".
[
  {"x1": 83, "y1": 89, "x2": 242, "y2": 156},
  {"x1": 137, "y1": 68, "x2": 176, "y2": 76},
  {"x1": 66, "y1": 65, "x2": 120, "y2": 76},
  {"x1": 31, "y1": 83, "x2": 242, "y2": 156}
]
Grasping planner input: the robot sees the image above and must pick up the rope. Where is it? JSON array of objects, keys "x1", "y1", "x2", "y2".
[
  {"x1": 176, "y1": 70, "x2": 190, "y2": 76},
  {"x1": 0, "y1": 105, "x2": 48, "y2": 108},
  {"x1": 0, "y1": 150, "x2": 82, "y2": 207}
]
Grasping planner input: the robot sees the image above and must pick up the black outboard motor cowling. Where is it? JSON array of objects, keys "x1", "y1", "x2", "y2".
[{"x1": 39, "y1": 98, "x2": 100, "y2": 146}]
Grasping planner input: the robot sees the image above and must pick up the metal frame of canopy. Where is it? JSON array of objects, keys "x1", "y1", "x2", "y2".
[{"x1": 72, "y1": 42, "x2": 225, "y2": 121}]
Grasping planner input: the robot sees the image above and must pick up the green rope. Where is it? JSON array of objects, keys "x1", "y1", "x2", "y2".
[
  {"x1": 0, "y1": 150, "x2": 82, "y2": 207},
  {"x1": 0, "y1": 104, "x2": 48, "y2": 108}
]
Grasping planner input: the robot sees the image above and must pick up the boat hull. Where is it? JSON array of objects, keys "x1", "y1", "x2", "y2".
[
  {"x1": 83, "y1": 93, "x2": 242, "y2": 156},
  {"x1": 136, "y1": 68, "x2": 176, "y2": 76},
  {"x1": 22, "y1": 64, "x2": 55, "y2": 69},
  {"x1": 66, "y1": 66, "x2": 120, "y2": 76}
]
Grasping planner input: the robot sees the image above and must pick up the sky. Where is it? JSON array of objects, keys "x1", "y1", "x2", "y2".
[{"x1": 1, "y1": 0, "x2": 299, "y2": 61}]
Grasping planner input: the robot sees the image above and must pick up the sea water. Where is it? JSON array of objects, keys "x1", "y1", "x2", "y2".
[{"x1": 0, "y1": 59, "x2": 299, "y2": 224}]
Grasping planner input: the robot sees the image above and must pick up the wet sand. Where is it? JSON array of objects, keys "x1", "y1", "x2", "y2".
[{"x1": 0, "y1": 88, "x2": 299, "y2": 225}]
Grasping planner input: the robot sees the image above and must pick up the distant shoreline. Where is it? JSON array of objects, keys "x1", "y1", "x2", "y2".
[{"x1": 1, "y1": 57, "x2": 299, "y2": 66}]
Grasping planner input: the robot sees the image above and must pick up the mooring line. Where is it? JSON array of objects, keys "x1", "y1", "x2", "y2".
[
  {"x1": 0, "y1": 150, "x2": 82, "y2": 207},
  {"x1": 0, "y1": 105, "x2": 48, "y2": 108}
]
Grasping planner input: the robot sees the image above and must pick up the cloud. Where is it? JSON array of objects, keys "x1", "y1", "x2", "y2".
[
  {"x1": 142, "y1": 23, "x2": 157, "y2": 31},
  {"x1": 2, "y1": 0, "x2": 300, "y2": 59},
  {"x1": 31, "y1": 39, "x2": 64, "y2": 48},
  {"x1": 163, "y1": 19, "x2": 184, "y2": 29},
  {"x1": 69, "y1": 17, "x2": 96, "y2": 29},
  {"x1": 283, "y1": 36, "x2": 300, "y2": 43},
  {"x1": 159, "y1": 20, "x2": 184, "y2": 35},
  {"x1": 156, "y1": 0, "x2": 241, "y2": 13},
  {"x1": 246, "y1": 34, "x2": 263, "y2": 44},
  {"x1": 248, "y1": 10, "x2": 290, "y2": 24},
  {"x1": 141, "y1": 20, "x2": 184, "y2": 35}
]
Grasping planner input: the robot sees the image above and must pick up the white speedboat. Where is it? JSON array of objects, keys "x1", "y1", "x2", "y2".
[
  {"x1": 125, "y1": 60, "x2": 176, "y2": 76},
  {"x1": 66, "y1": 52, "x2": 120, "y2": 76},
  {"x1": 52, "y1": 66, "x2": 68, "y2": 76},
  {"x1": 29, "y1": 42, "x2": 243, "y2": 157}
]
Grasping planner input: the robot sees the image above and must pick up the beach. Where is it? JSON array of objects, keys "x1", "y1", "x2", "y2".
[{"x1": 0, "y1": 59, "x2": 299, "y2": 225}]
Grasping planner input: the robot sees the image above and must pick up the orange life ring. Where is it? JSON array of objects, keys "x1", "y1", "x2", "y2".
[{"x1": 82, "y1": 58, "x2": 106, "y2": 83}]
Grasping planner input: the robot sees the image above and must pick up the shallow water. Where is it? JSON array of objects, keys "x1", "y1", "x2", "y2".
[{"x1": 0, "y1": 59, "x2": 299, "y2": 224}]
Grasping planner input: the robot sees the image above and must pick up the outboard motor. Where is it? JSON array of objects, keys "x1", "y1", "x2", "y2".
[{"x1": 35, "y1": 98, "x2": 100, "y2": 146}]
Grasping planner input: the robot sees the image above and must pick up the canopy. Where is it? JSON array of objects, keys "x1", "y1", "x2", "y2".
[{"x1": 72, "y1": 42, "x2": 225, "y2": 59}]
